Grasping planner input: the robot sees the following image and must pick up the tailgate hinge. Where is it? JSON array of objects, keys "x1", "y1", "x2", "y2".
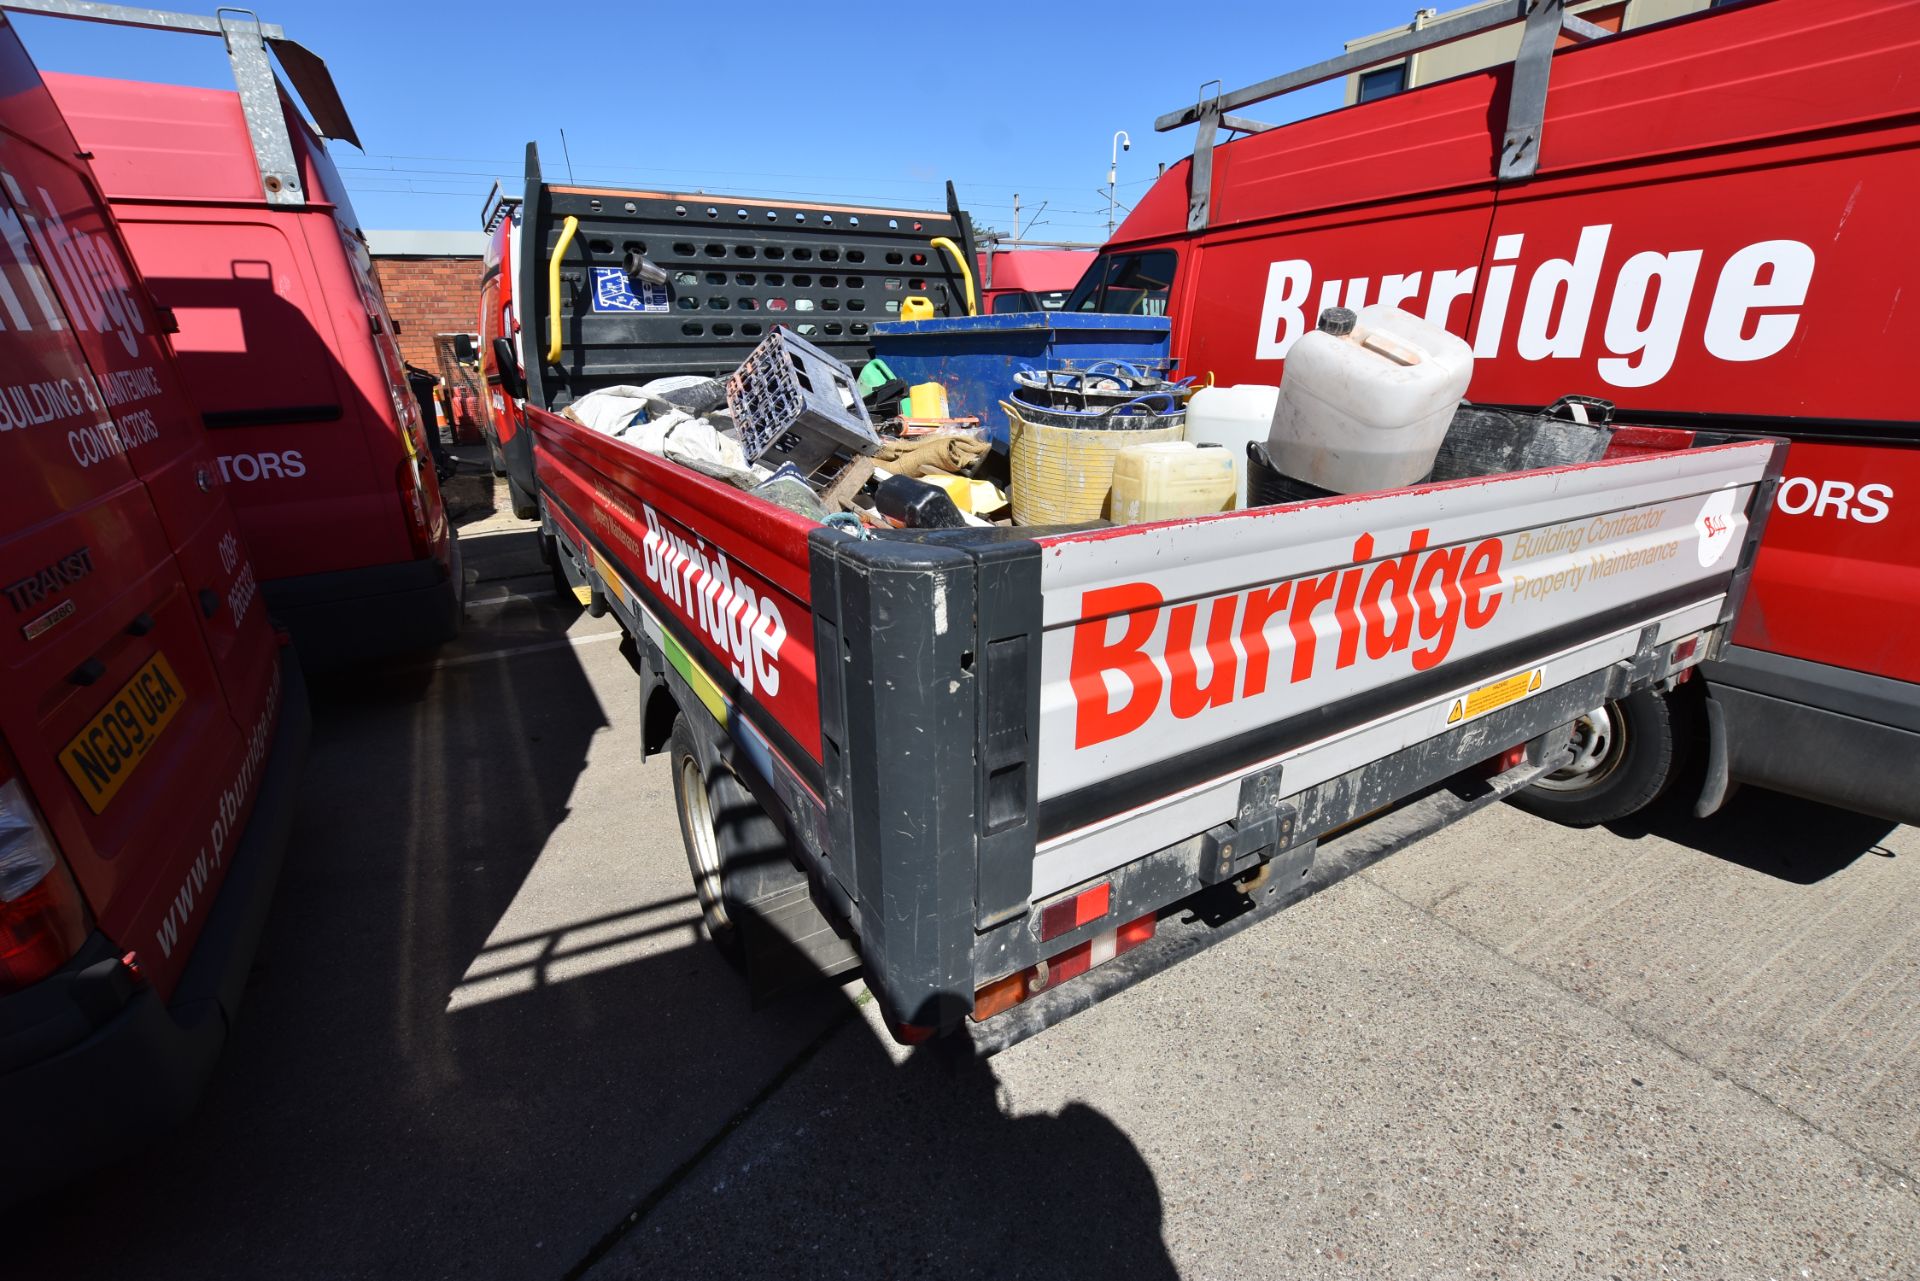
[{"x1": 1198, "y1": 765, "x2": 1312, "y2": 887}]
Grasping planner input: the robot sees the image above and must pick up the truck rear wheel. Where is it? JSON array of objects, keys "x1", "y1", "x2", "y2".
[
  {"x1": 1508, "y1": 687, "x2": 1686, "y2": 827},
  {"x1": 669, "y1": 717, "x2": 794, "y2": 959}
]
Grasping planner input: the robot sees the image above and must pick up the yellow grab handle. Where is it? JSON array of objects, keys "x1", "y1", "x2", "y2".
[
  {"x1": 547, "y1": 214, "x2": 579, "y2": 365},
  {"x1": 929, "y1": 236, "x2": 977, "y2": 317}
]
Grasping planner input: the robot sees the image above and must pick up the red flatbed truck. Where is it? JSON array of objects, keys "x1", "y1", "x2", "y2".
[
  {"x1": 0, "y1": 8, "x2": 308, "y2": 1202},
  {"x1": 492, "y1": 161, "x2": 1782, "y2": 1048},
  {"x1": 1072, "y1": 0, "x2": 1920, "y2": 826}
]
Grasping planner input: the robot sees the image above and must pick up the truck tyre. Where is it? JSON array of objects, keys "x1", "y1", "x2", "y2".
[
  {"x1": 1508, "y1": 687, "x2": 1685, "y2": 827},
  {"x1": 669, "y1": 717, "x2": 795, "y2": 960},
  {"x1": 506, "y1": 473, "x2": 538, "y2": 520}
]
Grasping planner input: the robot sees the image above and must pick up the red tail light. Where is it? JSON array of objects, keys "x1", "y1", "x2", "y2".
[
  {"x1": 395, "y1": 459, "x2": 438, "y2": 559},
  {"x1": 1039, "y1": 880, "x2": 1110, "y2": 942},
  {"x1": 389, "y1": 378, "x2": 445, "y2": 560},
  {"x1": 1486, "y1": 744, "x2": 1528, "y2": 775},
  {"x1": 0, "y1": 776, "x2": 90, "y2": 994},
  {"x1": 972, "y1": 910, "x2": 1158, "y2": 1023}
]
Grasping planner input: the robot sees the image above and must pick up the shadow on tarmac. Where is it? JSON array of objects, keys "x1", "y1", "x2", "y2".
[
  {"x1": 10, "y1": 556, "x2": 1175, "y2": 1281},
  {"x1": 556, "y1": 906, "x2": 1179, "y2": 1281},
  {"x1": 1607, "y1": 784, "x2": 1901, "y2": 884}
]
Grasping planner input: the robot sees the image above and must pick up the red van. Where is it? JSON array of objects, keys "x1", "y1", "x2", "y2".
[
  {"x1": 35, "y1": 20, "x2": 459, "y2": 669},
  {"x1": 1075, "y1": 0, "x2": 1920, "y2": 826},
  {"x1": 0, "y1": 10, "x2": 307, "y2": 1202},
  {"x1": 477, "y1": 182, "x2": 534, "y2": 519},
  {"x1": 977, "y1": 247, "x2": 1095, "y2": 315}
]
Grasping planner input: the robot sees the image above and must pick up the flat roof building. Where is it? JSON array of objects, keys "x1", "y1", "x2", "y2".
[{"x1": 1343, "y1": 0, "x2": 1721, "y2": 104}]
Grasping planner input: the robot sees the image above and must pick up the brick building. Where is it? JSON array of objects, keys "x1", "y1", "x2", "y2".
[{"x1": 367, "y1": 230, "x2": 487, "y2": 370}]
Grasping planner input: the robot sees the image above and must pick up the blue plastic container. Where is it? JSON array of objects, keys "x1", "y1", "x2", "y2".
[{"x1": 870, "y1": 312, "x2": 1173, "y2": 448}]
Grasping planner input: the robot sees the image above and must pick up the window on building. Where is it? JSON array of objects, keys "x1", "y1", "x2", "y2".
[
  {"x1": 1558, "y1": 1, "x2": 1625, "y2": 44},
  {"x1": 1357, "y1": 62, "x2": 1407, "y2": 103}
]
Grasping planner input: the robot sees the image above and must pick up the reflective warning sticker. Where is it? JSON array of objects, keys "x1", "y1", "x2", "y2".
[{"x1": 594, "y1": 551, "x2": 626, "y2": 603}]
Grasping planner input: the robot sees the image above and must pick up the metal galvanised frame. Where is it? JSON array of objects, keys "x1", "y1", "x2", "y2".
[
  {"x1": 1155, "y1": 0, "x2": 1623, "y2": 230},
  {"x1": 0, "y1": 0, "x2": 360, "y2": 207}
]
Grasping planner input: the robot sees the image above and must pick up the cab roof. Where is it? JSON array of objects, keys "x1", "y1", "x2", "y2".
[
  {"x1": 43, "y1": 71, "x2": 336, "y2": 209},
  {"x1": 984, "y1": 249, "x2": 1095, "y2": 292}
]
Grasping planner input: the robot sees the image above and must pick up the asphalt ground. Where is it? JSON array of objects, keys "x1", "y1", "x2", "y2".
[{"x1": 14, "y1": 453, "x2": 1918, "y2": 1279}]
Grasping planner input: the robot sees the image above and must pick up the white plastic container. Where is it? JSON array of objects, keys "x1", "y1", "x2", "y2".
[
  {"x1": 1267, "y1": 303, "x2": 1474, "y2": 493},
  {"x1": 1110, "y1": 441, "x2": 1237, "y2": 524},
  {"x1": 1184, "y1": 383, "x2": 1280, "y2": 508}
]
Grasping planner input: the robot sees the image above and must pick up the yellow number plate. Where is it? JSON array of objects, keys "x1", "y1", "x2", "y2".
[{"x1": 60, "y1": 653, "x2": 186, "y2": 814}]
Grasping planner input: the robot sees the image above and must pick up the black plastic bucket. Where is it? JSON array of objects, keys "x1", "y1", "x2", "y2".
[{"x1": 1245, "y1": 441, "x2": 1341, "y2": 506}]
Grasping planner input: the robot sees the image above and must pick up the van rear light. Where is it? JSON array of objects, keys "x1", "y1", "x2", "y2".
[
  {"x1": 396, "y1": 459, "x2": 435, "y2": 558},
  {"x1": 971, "y1": 910, "x2": 1158, "y2": 1023},
  {"x1": 0, "y1": 777, "x2": 90, "y2": 994}
]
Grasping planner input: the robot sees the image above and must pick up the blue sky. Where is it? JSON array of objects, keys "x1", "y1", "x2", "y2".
[{"x1": 12, "y1": 0, "x2": 1423, "y2": 240}]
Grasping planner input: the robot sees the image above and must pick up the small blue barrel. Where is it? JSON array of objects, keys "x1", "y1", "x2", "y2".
[{"x1": 870, "y1": 312, "x2": 1173, "y2": 449}]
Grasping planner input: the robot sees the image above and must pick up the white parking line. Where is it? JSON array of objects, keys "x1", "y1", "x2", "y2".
[
  {"x1": 463, "y1": 590, "x2": 551, "y2": 612},
  {"x1": 417, "y1": 629, "x2": 624, "y2": 672}
]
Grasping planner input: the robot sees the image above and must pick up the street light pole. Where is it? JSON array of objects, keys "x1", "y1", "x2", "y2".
[{"x1": 1108, "y1": 130, "x2": 1131, "y2": 236}]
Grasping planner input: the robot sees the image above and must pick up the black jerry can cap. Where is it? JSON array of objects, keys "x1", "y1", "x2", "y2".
[{"x1": 1317, "y1": 306, "x2": 1357, "y2": 336}]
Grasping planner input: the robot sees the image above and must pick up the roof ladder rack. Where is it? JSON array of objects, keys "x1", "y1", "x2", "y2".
[
  {"x1": 479, "y1": 180, "x2": 520, "y2": 233},
  {"x1": 1155, "y1": 0, "x2": 1619, "y2": 231},
  {"x1": 1, "y1": 0, "x2": 361, "y2": 207}
]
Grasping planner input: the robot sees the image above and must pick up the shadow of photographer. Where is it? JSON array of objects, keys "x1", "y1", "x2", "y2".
[{"x1": 562, "y1": 895, "x2": 1179, "y2": 1281}]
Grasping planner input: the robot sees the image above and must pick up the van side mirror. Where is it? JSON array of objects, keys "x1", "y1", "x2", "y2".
[
  {"x1": 453, "y1": 332, "x2": 478, "y2": 362},
  {"x1": 492, "y1": 337, "x2": 525, "y2": 400}
]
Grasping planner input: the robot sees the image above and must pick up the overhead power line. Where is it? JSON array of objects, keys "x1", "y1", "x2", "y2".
[{"x1": 343, "y1": 151, "x2": 1167, "y2": 198}]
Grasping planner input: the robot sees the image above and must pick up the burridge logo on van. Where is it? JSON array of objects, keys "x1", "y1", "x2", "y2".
[
  {"x1": 4, "y1": 545, "x2": 93, "y2": 612},
  {"x1": 0, "y1": 164, "x2": 148, "y2": 357},
  {"x1": 1255, "y1": 224, "x2": 1814, "y2": 390},
  {"x1": 636, "y1": 502, "x2": 786, "y2": 698},
  {"x1": 1069, "y1": 529, "x2": 1505, "y2": 749}
]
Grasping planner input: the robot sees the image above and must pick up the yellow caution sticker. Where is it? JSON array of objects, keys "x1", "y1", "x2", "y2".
[{"x1": 1447, "y1": 667, "x2": 1544, "y2": 726}]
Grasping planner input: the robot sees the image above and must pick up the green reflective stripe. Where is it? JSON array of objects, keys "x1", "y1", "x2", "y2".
[{"x1": 660, "y1": 627, "x2": 728, "y2": 725}]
